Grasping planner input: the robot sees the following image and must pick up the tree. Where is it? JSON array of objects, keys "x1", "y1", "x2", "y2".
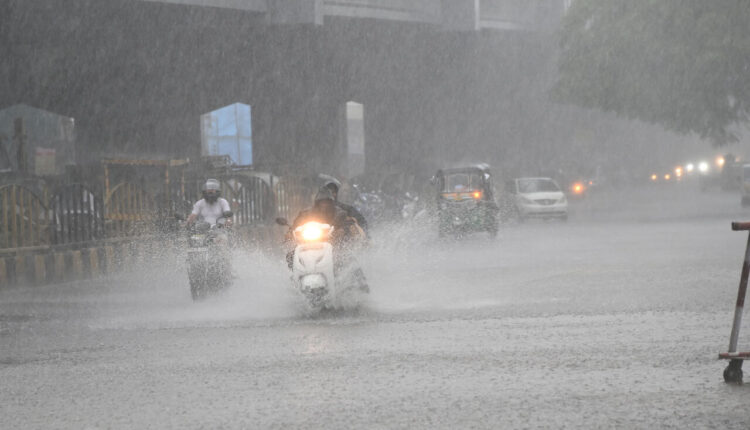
[{"x1": 553, "y1": 0, "x2": 750, "y2": 144}]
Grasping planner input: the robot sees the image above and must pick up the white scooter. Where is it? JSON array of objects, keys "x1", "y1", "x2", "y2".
[{"x1": 276, "y1": 217, "x2": 365, "y2": 311}]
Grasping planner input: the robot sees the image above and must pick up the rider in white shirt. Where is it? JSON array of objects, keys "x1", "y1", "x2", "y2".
[{"x1": 186, "y1": 179, "x2": 232, "y2": 227}]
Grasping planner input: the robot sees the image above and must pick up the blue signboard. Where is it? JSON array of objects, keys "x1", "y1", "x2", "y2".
[{"x1": 201, "y1": 103, "x2": 252, "y2": 166}]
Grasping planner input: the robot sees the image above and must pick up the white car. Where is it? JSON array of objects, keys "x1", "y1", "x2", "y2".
[{"x1": 506, "y1": 177, "x2": 568, "y2": 221}]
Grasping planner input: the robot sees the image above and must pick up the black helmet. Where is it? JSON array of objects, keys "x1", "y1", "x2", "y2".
[
  {"x1": 318, "y1": 174, "x2": 341, "y2": 197},
  {"x1": 202, "y1": 178, "x2": 221, "y2": 203},
  {"x1": 314, "y1": 186, "x2": 335, "y2": 203}
]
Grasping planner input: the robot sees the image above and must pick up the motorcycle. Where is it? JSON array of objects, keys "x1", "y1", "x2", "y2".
[
  {"x1": 276, "y1": 217, "x2": 367, "y2": 312},
  {"x1": 182, "y1": 211, "x2": 233, "y2": 301}
]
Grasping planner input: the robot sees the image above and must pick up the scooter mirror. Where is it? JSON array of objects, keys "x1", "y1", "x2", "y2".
[
  {"x1": 275, "y1": 217, "x2": 289, "y2": 226},
  {"x1": 174, "y1": 213, "x2": 185, "y2": 221},
  {"x1": 222, "y1": 210, "x2": 234, "y2": 218}
]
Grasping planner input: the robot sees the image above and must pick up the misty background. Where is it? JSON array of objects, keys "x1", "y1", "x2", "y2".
[
  {"x1": 5, "y1": 2, "x2": 750, "y2": 428},
  {"x1": 2, "y1": 0, "x2": 745, "y2": 187}
]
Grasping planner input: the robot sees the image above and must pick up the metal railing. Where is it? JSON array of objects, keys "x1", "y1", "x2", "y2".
[
  {"x1": 0, "y1": 184, "x2": 50, "y2": 248},
  {"x1": 104, "y1": 181, "x2": 156, "y2": 237},
  {"x1": 274, "y1": 177, "x2": 314, "y2": 222},
  {"x1": 0, "y1": 169, "x2": 311, "y2": 251},
  {"x1": 50, "y1": 184, "x2": 104, "y2": 244}
]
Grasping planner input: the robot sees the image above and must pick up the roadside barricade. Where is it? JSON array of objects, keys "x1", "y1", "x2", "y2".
[
  {"x1": 0, "y1": 238, "x2": 151, "y2": 288},
  {"x1": 0, "y1": 225, "x2": 285, "y2": 289}
]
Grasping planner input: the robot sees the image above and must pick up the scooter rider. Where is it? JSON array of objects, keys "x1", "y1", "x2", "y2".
[
  {"x1": 319, "y1": 175, "x2": 369, "y2": 234},
  {"x1": 185, "y1": 179, "x2": 233, "y2": 242},
  {"x1": 285, "y1": 187, "x2": 369, "y2": 292},
  {"x1": 287, "y1": 187, "x2": 364, "y2": 249}
]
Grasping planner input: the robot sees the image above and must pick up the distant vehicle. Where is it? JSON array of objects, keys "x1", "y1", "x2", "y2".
[
  {"x1": 721, "y1": 154, "x2": 742, "y2": 191},
  {"x1": 432, "y1": 164, "x2": 499, "y2": 237},
  {"x1": 741, "y1": 164, "x2": 750, "y2": 207},
  {"x1": 504, "y1": 177, "x2": 568, "y2": 222},
  {"x1": 567, "y1": 180, "x2": 590, "y2": 199}
]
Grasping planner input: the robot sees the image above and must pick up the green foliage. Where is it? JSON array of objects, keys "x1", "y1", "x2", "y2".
[{"x1": 553, "y1": 0, "x2": 750, "y2": 144}]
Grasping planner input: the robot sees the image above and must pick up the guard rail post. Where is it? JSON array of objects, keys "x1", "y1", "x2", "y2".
[
  {"x1": 14, "y1": 255, "x2": 28, "y2": 285},
  {"x1": 0, "y1": 257, "x2": 7, "y2": 288},
  {"x1": 33, "y1": 254, "x2": 46, "y2": 285},
  {"x1": 53, "y1": 252, "x2": 66, "y2": 282},
  {"x1": 70, "y1": 250, "x2": 83, "y2": 280}
]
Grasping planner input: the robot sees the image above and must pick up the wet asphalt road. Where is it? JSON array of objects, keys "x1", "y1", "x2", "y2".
[{"x1": 3, "y1": 183, "x2": 750, "y2": 429}]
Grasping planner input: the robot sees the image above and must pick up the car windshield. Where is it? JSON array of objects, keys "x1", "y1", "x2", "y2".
[
  {"x1": 443, "y1": 172, "x2": 483, "y2": 192},
  {"x1": 517, "y1": 178, "x2": 560, "y2": 193}
]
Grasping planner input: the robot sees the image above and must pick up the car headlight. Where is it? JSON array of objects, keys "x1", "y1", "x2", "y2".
[{"x1": 558, "y1": 196, "x2": 567, "y2": 204}]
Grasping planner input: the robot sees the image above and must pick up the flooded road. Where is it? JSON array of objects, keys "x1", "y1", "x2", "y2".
[{"x1": 3, "y1": 184, "x2": 750, "y2": 429}]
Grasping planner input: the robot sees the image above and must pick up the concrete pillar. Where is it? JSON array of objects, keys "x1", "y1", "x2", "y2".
[{"x1": 341, "y1": 101, "x2": 366, "y2": 179}]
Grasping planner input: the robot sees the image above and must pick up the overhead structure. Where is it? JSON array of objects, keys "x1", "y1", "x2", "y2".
[
  {"x1": 2, "y1": 0, "x2": 568, "y2": 177},
  {"x1": 138, "y1": 0, "x2": 561, "y2": 31}
]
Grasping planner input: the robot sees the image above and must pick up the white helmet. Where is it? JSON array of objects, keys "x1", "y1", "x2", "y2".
[{"x1": 202, "y1": 178, "x2": 221, "y2": 191}]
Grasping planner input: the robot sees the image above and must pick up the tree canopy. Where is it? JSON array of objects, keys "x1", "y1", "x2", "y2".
[{"x1": 553, "y1": 0, "x2": 750, "y2": 144}]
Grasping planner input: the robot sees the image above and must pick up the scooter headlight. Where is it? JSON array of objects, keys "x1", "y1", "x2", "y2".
[
  {"x1": 303, "y1": 224, "x2": 323, "y2": 241},
  {"x1": 294, "y1": 222, "x2": 333, "y2": 243}
]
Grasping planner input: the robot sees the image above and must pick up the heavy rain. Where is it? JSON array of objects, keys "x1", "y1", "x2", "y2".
[{"x1": 2, "y1": 1, "x2": 750, "y2": 428}]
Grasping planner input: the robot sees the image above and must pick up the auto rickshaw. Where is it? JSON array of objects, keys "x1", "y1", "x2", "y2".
[{"x1": 432, "y1": 164, "x2": 499, "y2": 237}]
